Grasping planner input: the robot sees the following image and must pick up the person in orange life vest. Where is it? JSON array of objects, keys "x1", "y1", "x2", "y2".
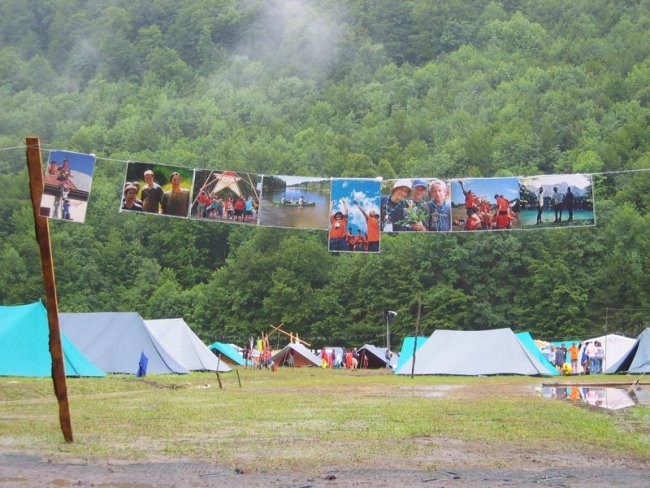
[
  {"x1": 458, "y1": 180, "x2": 482, "y2": 230},
  {"x1": 329, "y1": 198, "x2": 349, "y2": 251},
  {"x1": 494, "y1": 194, "x2": 511, "y2": 229},
  {"x1": 568, "y1": 343, "x2": 579, "y2": 373},
  {"x1": 355, "y1": 201, "x2": 380, "y2": 252}
]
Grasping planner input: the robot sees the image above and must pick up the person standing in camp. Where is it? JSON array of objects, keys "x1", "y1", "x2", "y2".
[
  {"x1": 585, "y1": 341, "x2": 596, "y2": 374},
  {"x1": 161, "y1": 172, "x2": 190, "y2": 217},
  {"x1": 593, "y1": 340, "x2": 604, "y2": 374},
  {"x1": 554, "y1": 345, "x2": 566, "y2": 372},
  {"x1": 141, "y1": 169, "x2": 164, "y2": 213},
  {"x1": 568, "y1": 343, "x2": 579, "y2": 374}
]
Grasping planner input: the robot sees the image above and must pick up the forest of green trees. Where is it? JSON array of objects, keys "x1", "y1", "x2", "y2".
[{"x1": 1, "y1": 0, "x2": 648, "y2": 349}]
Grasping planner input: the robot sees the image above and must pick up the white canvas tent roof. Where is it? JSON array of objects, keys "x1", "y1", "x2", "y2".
[
  {"x1": 144, "y1": 319, "x2": 231, "y2": 372},
  {"x1": 575, "y1": 333, "x2": 636, "y2": 373},
  {"x1": 60, "y1": 312, "x2": 188, "y2": 374},
  {"x1": 395, "y1": 328, "x2": 556, "y2": 376},
  {"x1": 606, "y1": 328, "x2": 650, "y2": 374},
  {"x1": 272, "y1": 342, "x2": 320, "y2": 367}
]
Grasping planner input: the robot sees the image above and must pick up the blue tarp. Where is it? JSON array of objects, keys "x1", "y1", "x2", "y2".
[
  {"x1": 0, "y1": 301, "x2": 105, "y2": 377},
  {"x1": 208, "y1": 341, "x2": 245, "y2": 366}
]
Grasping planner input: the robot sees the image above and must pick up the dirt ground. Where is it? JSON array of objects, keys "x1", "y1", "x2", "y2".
[{"x1": 1, "y1": 380, "x2": 648, "y2": 487}]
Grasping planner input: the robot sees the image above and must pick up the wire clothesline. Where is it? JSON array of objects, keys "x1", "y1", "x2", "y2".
[{"x1": 9, "y1": 142, "x2": 650, "y2": 178}]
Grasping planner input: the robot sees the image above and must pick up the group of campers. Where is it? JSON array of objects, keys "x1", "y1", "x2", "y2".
[{"x1": 543, "y1": 341, "x2": 605, "y2": 375}]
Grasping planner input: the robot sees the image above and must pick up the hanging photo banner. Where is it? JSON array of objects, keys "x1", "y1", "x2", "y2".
[
  {"x1": 519, "y1": 174, "x2": 595, "y2": 228},
  {"x1": 40, "y1": 150, "x2": 96, "y2": 223},
  {"x1": 329, "y1": 178, "x2": 382, "y2": 253},
  {"x1": 450, "y1": 177, "x2": 521, "y2": 231},
  {"x1": 259, "y1": 175, "x2": 330, "y2": 230},
  {"x1": 122, "y1": 162, "x2": 194, "y2": 218},
  {"x1": 380, "y1": 178, "x2": 452, "y2": 232},
  {"x1": 190, "y1": 169, "x2": 261, "y2": 224}
]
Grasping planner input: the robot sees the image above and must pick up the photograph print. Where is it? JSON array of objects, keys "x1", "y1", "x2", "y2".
[
  {"x1": 258, "y1": 174, "x2": 330, "y2": 230},
  {"x1": 519, "y1": 173, "x2": 595, "y2": 228},
  {"x1": 122, "y1": 162, "x2": 194, "y2": 218},
  {"x1": 329, "y1": 178, "x2": 381, "y2": 253},
  {"x1": 450, "y1": 177, "x2": 521, "y2": 231},
  {"x1": 40, "y1": 150, "x2": 97, "y2": 223},
  {"x1": 190, "y1": 169, "x2": 262, "y2": 225},
  {"x1": 379, "y1": 177, "x2": 452, "y2": 232}
]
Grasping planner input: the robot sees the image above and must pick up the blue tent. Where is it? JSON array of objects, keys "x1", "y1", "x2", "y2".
[
  {"x1": 516, "y1": 332, "x2": 559, "y2": 376},
  {"x1": 0, "y1": 301, "x2": 105, "y2": 377},
  {"x1": 396, "y1": 336, "x2": 428, "y2": 373},
  {"x1": 208, "y1": 341, "x2": 245, "y2": 366}
]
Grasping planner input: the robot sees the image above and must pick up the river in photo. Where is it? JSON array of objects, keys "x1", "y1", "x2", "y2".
[{"x1": 259, "y1": 189, "x2": 330, "y2": 230}]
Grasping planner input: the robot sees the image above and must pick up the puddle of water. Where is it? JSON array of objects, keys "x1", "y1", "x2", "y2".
[{"x1": 540, "y1": 385, "x2": 647, "y2": 411}]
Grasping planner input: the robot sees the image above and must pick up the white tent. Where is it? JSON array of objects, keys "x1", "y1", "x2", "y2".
[
  {"x1": 576, "y1": 333, "x2": 636, "y2": 373},
  {"x1": 60, "y1": 312, "x2": 188, "y2": 374},
  {"x1": 395, "y1": 328, "x2": 555, "y2": 376},
  {"x1": 607, "y1": 328, "x2": 650, "y2": 374},
  {"x1": 144, "y1": 319, "x2": 231, "y2": 372}
]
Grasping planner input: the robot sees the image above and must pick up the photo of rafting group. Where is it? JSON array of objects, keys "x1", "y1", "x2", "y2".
[{"x1": 41, "y1": 151, "x2": 597, "y2": 253}]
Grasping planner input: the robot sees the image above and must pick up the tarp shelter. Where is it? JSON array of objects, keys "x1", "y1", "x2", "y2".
[
  {"x1": 209, "y1": 341, "x2": 245, "y2": 366},
  {"x1": 516, "y1": 332, "x2": 559, "y2": 376},
  {"x1": 606, "y1": 328, "x2": 650, "y2": 374},
  {"x1": 396, "y1": 336, "x2": 428, "y2": 372},
  {"x1": 575, "y1": 333, "x2": 636, "y2": 374},
  {"x1": 395, "y1": 328, "x2": 556, "y2": 376},
  {"x1": 0, "y1": 301, "x2": 104, "y2": 377},
  {"x1": 60, "y1": 312, "x2": 188, "y2": 374},
  {"x1": 272, "y1": 342, "x2": 320, "y2": 367},
  {"x1": 145, "y1": 319, "x2": 231, "y2": 372}
]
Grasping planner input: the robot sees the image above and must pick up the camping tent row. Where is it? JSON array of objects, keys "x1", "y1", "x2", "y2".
[{"x1": 0, "y1": 301, "x2": 232, "y2": 377}]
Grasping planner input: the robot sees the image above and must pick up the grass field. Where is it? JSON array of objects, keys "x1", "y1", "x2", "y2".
[{"x1": 0, "y1": 368, "x2": 648, "y2": 473}]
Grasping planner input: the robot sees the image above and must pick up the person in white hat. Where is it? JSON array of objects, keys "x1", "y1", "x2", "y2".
[{"x1": 380, "y1": 179, "x2": 412, "y2": 232}]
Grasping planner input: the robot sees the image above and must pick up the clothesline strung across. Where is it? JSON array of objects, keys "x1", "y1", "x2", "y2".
[{"x1": 18, "y1": 142, "x2": 650, "y2": 254}]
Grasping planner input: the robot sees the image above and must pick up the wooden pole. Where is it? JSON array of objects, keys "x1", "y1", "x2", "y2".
[
  {"x1": 25, "y1": 137, "x2": 73, "y2": 442},
  {"x1": 411, "y1": 292, "x2": 422, "y2": 379}
]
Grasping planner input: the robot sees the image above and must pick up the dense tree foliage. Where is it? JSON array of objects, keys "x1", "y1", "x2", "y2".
[{"x1": 1, "y1": 0, "x2": 648, "y2": 348}]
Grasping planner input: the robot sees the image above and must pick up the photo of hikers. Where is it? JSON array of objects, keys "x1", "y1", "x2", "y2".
[
  {"x1": 259, "y1": 175, "x2": 330, "y2": 230},
  {"x1": 379, "y1": 177, "x2": 452, "y2": 233},
  {"x1": 122, "y1": 162, "x2": 194, "y2": 218},
  {"x1": 329, "y1": 178, "x2": 381, "y2": 253},
  {"x1": 519, "y1": 174, "x2": 595, "y2": 228},
  {"x1": 450, "y1": 177, "x2": 521, "y2": 231},
  {"x1": 190, "y1": 169, "x2": 261, "y2": 225},
  {"x1": 40, "y1": 150, "x2": 96, "y2": 223}
]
